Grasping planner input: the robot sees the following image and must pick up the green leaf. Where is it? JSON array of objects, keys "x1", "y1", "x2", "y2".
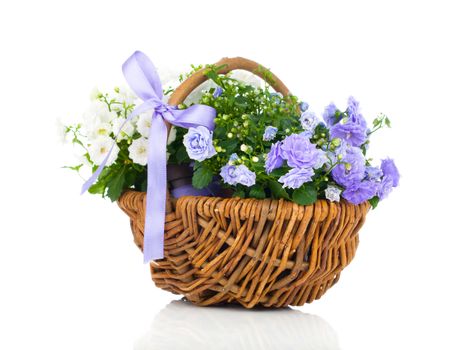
[
  {"x1": 106, "y1": 167, "x2": 127, "y2": 202},
  {"x1": 192, "y1": 165, "x2": 213, "y2": 189},
  {"x1": 175, "y1": 146, "x2": 189, "y2": 164},
  {"x1": 233, "y1": 188, "x2": 245, "y2": 198},
  {"x1": 249, "y1": 185, "x2": 266, "y2": 199},
  {"x1": 88, "y1": 181, "x2": 105, "y2": 195},
  {"x1": 62, "y1": 164, "x2": 83, "y2": 172},
  {"x1": 368, "y1": 196, "x2": 380, "y2": 209},
  {"x1": 292, "y1": 184, "x2": 317, "y2": 206},
  {"x1": 270, "y1": 167, "x2": 290, "y2": 177},
  {"x1": 268, "y1": 180, "x2": 290, "y2": 200},
  {"x1": 385, "y1": 117, "x2": 391, "y2": 128}
]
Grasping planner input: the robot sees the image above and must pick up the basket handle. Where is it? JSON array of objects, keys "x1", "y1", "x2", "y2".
[{"x1": 168, "y1": 57, "x2": 291, "y2": 109}]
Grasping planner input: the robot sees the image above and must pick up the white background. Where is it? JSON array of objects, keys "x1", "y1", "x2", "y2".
[{"x1": 1, "y1": 1, "x2": 463, "y2": 349}]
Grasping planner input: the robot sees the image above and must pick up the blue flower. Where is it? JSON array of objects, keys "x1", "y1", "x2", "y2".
[
  {"x1": 365, "y1": 166, "x2": 383, "y2": 181},
  {"x1": 329, "y1": 97, "x2": 368, "y2": 147},
  {"x1": 183, "y1": 126, "x2": 217, "y2": 161},
  {"x1": 280, "y1": 134, "x2": 325, "y2": 169},
  {"x1": 263, "y1": 126, "x2": 278, "y2": 141},
  {"x1": 381, "y1": 158, "x2": 400, "y2": 187},
  {"x1": 228, "y1": 153, "x2": 239, "y2": 163},
  {"x1": 213, "y1": 87, "x2": 223, "y2": 98},
  {"x1": 331, "y1": 147, "x2": 366, "y2": 187},
  {"x1": 377, "y1": 176, "x2": 394, "y2": 200},
  {"x1": 299, "y1": 102, "x2": 309, "y2": 112},
  {"x1": 342, "y1": 180, "x2": 378, "y2": 204},
  {"x1": 265, "y1": 141, "x2": 284, "y2": 174},
  {"x1": 220, "y1": 164, "x2": 256, "y2": 187},
  {"x1": 299, "y1": 111, "x2": 319, "y2": 135},
  {"x1": 278, "y1": 168, "x2": 315, "y2": 189},
  {"x1": 323, "y1": 102, "x2": 338, "y2": 126}
]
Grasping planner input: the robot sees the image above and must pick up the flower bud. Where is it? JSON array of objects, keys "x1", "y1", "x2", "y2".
[
  {"x1": 240, "y1": 144, "x2": 249, "y2": 152},
  {"x1": 252, "y1": 156, "x2": 259, "y2": 162},
  {"x1": 331, "y1": 138, "x2": 341, "y2": 147},
  {"x1": 227, "y1": 133, "x2": 233, "y2": 138}
]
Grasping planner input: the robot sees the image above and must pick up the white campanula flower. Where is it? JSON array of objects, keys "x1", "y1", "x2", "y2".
[
  {"x1": 128, "y1": 137, "x2": 149, "y2": 166},
  {"x1": 56, "y1": 118, "x2": 68, "y2": 144},
  {"x1": 167, "y1": 126, "x2": 177, "y2": 145},
  {"x1": 325, "y1": 186, "x2": 342, "y2": 202},
  {"x1": 84, "y1": 100, "x2": 117, "y2": 124},
  {"x1": 114, "y1": 86, "x2": 137, "y2": 105},
  {"x1": 89, "y1": 87, "x2": 101, "y2": 101},
  {"x1": 88, "y1": 136, "x2": 119, "y2": 166},
  {"x1": 112, "y1": 118, "x2": 135, "y2": 141},
  {"x1": 136, "y1": 112, "x2": 152, "y2": 138},
  {"x1": 183, "y1": 126, "x2": 216, "y2": 161}
]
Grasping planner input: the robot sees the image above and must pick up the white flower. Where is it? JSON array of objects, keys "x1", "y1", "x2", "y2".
[
  {"x1": 325, "y1": 186, "x2": 342, "y2": 202},
  {"x1": 167, "y1": 126, "x2": 177, "y2": 145},
  {"x1": 136, "y1": 112, "x2": 152, "y2": 138},
  {"x1": 88, "y1": 136, "x2": 119, "y2": 166},
  {"x1": 89, "y1": 87, "x2": 101, "y2": 100},
  {"x1": 240, "y1": 144, "x2": 249, "y2": 152},
  {"x1": 128, "y1": 137, "x2": 149, "y2": 166},
  {"x1": 84, "y1": 100, "x2": 117, "y2": 123},
  {"x1": 56, "y1": 118, "x2": 68, "y2": 144},
  {"x1": 114, "y1": 86, "x2": 137, "y2": 105},
  {"x1": 112, "y1": 117, "x2": 135, "y2": 140}
]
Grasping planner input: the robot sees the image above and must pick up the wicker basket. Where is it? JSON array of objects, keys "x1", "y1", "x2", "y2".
[{"x1": 118, "y1": 57, "x2": 370, "y2": 308}]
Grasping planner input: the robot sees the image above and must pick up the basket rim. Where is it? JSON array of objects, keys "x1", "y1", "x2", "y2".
[{"x1": 118, "y1": 189, "x2": 370, "y2": 208}]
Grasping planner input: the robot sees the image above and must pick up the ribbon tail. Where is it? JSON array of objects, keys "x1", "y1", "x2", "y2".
[{"x1": 143, "y1": 115, "x2": 167, "y2": 262}]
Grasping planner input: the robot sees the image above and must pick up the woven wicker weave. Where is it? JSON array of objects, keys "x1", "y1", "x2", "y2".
[{"x1": 117, "y1": 57, "x2": 370, "y2": 307}]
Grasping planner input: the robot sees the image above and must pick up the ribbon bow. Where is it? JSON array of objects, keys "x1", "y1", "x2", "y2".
[{"x1": 81, "y1": 51, "x2": 216, "y2": 262}]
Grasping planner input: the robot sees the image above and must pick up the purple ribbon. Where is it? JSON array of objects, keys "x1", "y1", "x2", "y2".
[{"x1": 81, "y1": 51, "x2": 216, "y2": 263}]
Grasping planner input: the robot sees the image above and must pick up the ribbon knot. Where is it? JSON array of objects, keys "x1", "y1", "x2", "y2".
[{"x1": 82, "y1": 51, "x2": 216, "y2": 263}]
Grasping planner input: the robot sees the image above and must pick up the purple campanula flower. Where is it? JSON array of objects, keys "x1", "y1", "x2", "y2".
[
  {"x1": 365, "y1": 166, "x2": 383, "y2": 181},
  {"x1": 263, "y1": 126, "x2": 278, "y2": 141},
  {"x1": 300, "y1": 111, "x2": 319, "y2": 135},
  {"x1": 278, "y1": 167, "x2": 315, "y2": 189},
  {"x1": 183, "y1": 126, "x2": 217, "y2": 161},
  {"x1": 280, "y1": 134, "x2": 326, "y2": 169},
  {"x1": 220, "y1": 164, "x2": 256, "y2": 187},
  {"x1": 265, "y1": 141, "x2": 284, "y2": 174},
  {"x1": 323, "y1": 102, "x2": 338, "y2": 126},
  {"x1": 329, "y1": 97, "x2": 368, "y2": 147},
  {"x1": 330, "y1": 120, "x2": 367, "y2": 147},
  {"x1": 325, "y1": 185, "x2": 342, "y2": 202},
  {"x1": 213, "y1": 86, "x2": 223, "y2": 98},
  {"x1": 228, "y1": 153, "x2": 239, "y2": 164},
  {"x1": 299, "y1": 102, "x2": 309, "y2": 112},
  {"x1": 381, "y1": 158, "x2": 400, "y2": 187},
  {"x1": 342, "y1": 180, "x2": 378, "y2": 204},
  {"x1": 331, "y1": 147, "x2": 366, "y2": 187},
  {"x1": 377, "y1": 176, "x2": 394, "y2": 200}
]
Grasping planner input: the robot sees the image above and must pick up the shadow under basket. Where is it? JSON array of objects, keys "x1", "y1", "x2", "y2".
[
  {"x1": 116, "y1": 56, "x2": 370, "y2": 308},
  {"x1": 118, "y1": 190, "x2": 369, "y2": 308}
]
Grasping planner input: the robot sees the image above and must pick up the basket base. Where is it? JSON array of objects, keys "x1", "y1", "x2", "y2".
[{"x1": 118, "y1": 191, "x2": 369, "y2": 308}]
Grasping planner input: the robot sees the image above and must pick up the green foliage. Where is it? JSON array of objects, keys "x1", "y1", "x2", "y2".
[
  {"x1": 192, "y1": 164, "x2": 214, "y2": 189},
  {"x1": 369, "y1": 196, "x2": 380, "y2": 209},
  {"x1": 292, "y1": 184, "x2": 317, "y2": 205}
]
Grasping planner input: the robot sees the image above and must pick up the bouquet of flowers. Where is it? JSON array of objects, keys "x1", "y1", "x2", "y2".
[{"x1": 63, "y1": 64, "x2": 399, "y2": 209}]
